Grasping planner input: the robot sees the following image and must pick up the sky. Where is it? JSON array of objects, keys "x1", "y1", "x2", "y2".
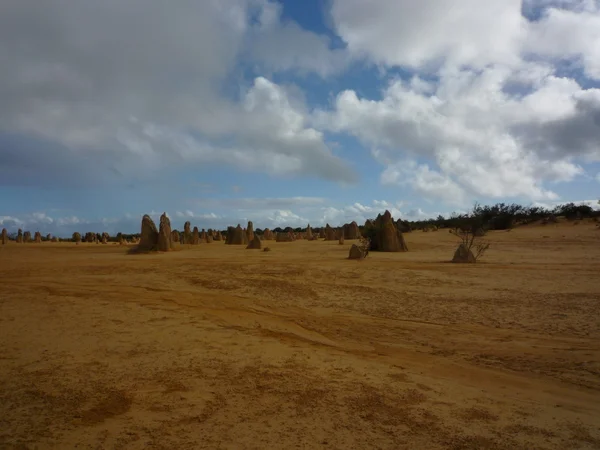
[{"x1": 1, "y1": 0, "x2": 599, "y2": 236}]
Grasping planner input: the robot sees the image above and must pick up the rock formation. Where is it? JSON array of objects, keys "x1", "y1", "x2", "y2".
[
  {"x1": 306, "y1": 224, "x2": 313, "y2": 240},
  {"x1": 171, "y1": 230, "x2": 180, "y2": 243},
  {"x1": 1, "y1": 228, "x2": 7, "y2": 245},
  {"x1": 247, "y1": 221, "x2": 254, "y2": 242},
  {"x1": 225, "y1": 225, "x2": 248, "y2": 245},
  {"x1": 363, "y1": 210, "x2": 408, "y2": 252},
  {"x1": 246, "y1": 234, "x2": 262, "y2": 250},
  {"x1": 213, "y1": 231, "x2": 222, "y2": 241},
  {"x1": 318, "y1": 228, "x2": 325, "y2": 239},
  {"x1": 183, "y1": 221, "x2": 192, "y2": 244},
  {"x1": 324, "y1": 224, "x2": 336, "y2": 241},
  {"x1": 276, "y1": 232, "x2": 295, "y2": 242},
  {"x1": 452, "y1": 243, "x2": 476, "y2": 263},
  {"x1": 200, "y1": 228, "x2": 208, "y2": 243},
  {"x1": 348, "y1": 244, "x2": 366, "y2": 260},
  {"x1": 34, "y1": 232, "x2": 42, "y2": 243},
  {"x1": 263, "y1": 229, "x2": 274, "y2": 240},
  {"x1": 157, "y1": 213, "x2": 173, "y2": 252},
  {"x1": 343, "y1": 221, "x2": 360, "y2": 240},
  {"x1": 46, "y1": 234, "x2": 52, "y2": 241},
  {"x1": 225, "y1": 227, "x2": 233, "y2": 243},
  {"x1": 16, "y1": 229, "x2": 23, "y2": 243},
  {"x1": 192, "y1": 227, "x2": 200, "y2": 245},
  {"x1": 23, "y1": 231, "x2": 32, "y2": 243},
  {"x1": 339, "y1": 235, "x2": 345, "y2": 245},
  {"x1": 138, "y1": 215, "x2": 159, "y2": 252}
]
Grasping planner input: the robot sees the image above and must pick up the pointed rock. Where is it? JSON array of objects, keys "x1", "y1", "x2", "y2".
[
  {"x1": 138, "y1": 215, "x2": 159, "y2": 251},
  {"x1": 324, "y1": 224, "x2": 336, "y2": 241},
  {"x1": 247, "y1": 221, "x2": 254, "y2": 242},
  {"x1": 348, "y1": 244, "x2": 365, "y2": 260},
  {"x1": 452, "y1": 244, "x2": 476, "y2": 263},
  {"x1": 364, "y1": 210, "x2": 408, "y2": 252},
  {"x1": 157, "y1": 213, "x2": 173, "y2": 252},
  {"x1": 226, "y1": 225, "x2": 248, "y2": 245},
  {"x1": 343, "y1": 221, "x2": 360, "y2": 239},
  {"x1": 183, "y1": 221, "x2": 192, "y2": 244},
  {"x1": 246, "y1": 234, "x2": 262, "y2": 249},
  {"x1": 306, "y1": 224, "x2": 313, "y2": 240}
]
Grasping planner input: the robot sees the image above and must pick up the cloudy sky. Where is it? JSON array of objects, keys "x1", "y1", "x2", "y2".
[{"x1": 1, "y1": 0, "x2": 599, "y2": 236}]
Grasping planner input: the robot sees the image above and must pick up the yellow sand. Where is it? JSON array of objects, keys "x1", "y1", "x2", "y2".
[{"x1": 1, "y1": 221, "x2": 599, "y2": 449}]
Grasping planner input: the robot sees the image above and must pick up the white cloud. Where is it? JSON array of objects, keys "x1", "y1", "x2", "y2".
[
  {"x1": 316, "y1": 64, "x2": 595, "y2": 203},
  {"x1": 2, "y1": 0, "x2": 599, "y2": 214},
  {"x1": 380, "y1": 161, "x2": 468, "y2": 206},
  {"x1": 525, "y1": 3, "x2": 600, "y2": 80},
  {"x1": 330, "y1": 0, "x2": 600, "y2": 80},
  {"x1": 264, "y1": 210, "x2": 309, "y2": 227},
  {"x1": 330, "y1": 0, "x2": 526, "y2": 70},
  {"x1": 0, "y1": 0, "x2": 355, "y2": 187},
  {"x1": 316, "y1": 0, "x2": 600, "y2": 204},
  {"x1": 316, "y1": 200, "x2": 405, "y2": 226},
  {"x1": 245, "y1": 0, "x2": 349, "y2": 77},
  {"x1": 231, "y1": 77, "x2": 357, "y2": 181},
  {"x1": 0, "y1": 216, "x2": 24, "y2": 228},
  {"x1": 174, "y1": 211, "x2": 220, "y2": 221},
  {"x1": 30, "y1": 212, "x2": 54, "y2": 224},
  {"x1": 191, "y1": 196, "x2": 327, "y2": 210}
]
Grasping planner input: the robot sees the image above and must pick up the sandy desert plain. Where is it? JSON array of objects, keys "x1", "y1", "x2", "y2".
[{"x1": 0, "y1": 220, "x2": 599, "y2": 450}]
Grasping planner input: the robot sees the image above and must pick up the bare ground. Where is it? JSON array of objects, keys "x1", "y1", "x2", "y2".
[{"x1": 1, "y1": 221, "x2": 599, "y2": 449}]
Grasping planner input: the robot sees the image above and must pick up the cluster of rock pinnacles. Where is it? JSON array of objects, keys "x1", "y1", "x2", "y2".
[
  {"x1": 2, "y1": 228, "x2": 59, "y2": 244},
  {"x1": 1, "y1": 228, "x2": 114, "y2": 245},
  {"x1": 131, "y1": 210, "x2": 412, "y2": 260},
  {"x1": 2, "y1": 210, "x2": 472, "y2": 263}
]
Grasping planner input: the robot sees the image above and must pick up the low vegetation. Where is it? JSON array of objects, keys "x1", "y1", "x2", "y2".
[{"x1": 407, "y1": 201, "x2": 598, "y2": 232}]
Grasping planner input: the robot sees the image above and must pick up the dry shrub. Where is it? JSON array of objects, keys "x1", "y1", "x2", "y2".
[{"x1": 450, "y1": 225, "x2": 490, "y2": 263}]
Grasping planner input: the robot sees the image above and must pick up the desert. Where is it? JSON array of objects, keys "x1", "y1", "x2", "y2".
[{"x1": 1, "y1": 216, "x2": 599, "y2": 449}]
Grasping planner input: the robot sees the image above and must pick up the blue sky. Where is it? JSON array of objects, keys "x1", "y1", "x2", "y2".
[{"x1": 1, "y1": 0, "x2": 599, "y2": 236}]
